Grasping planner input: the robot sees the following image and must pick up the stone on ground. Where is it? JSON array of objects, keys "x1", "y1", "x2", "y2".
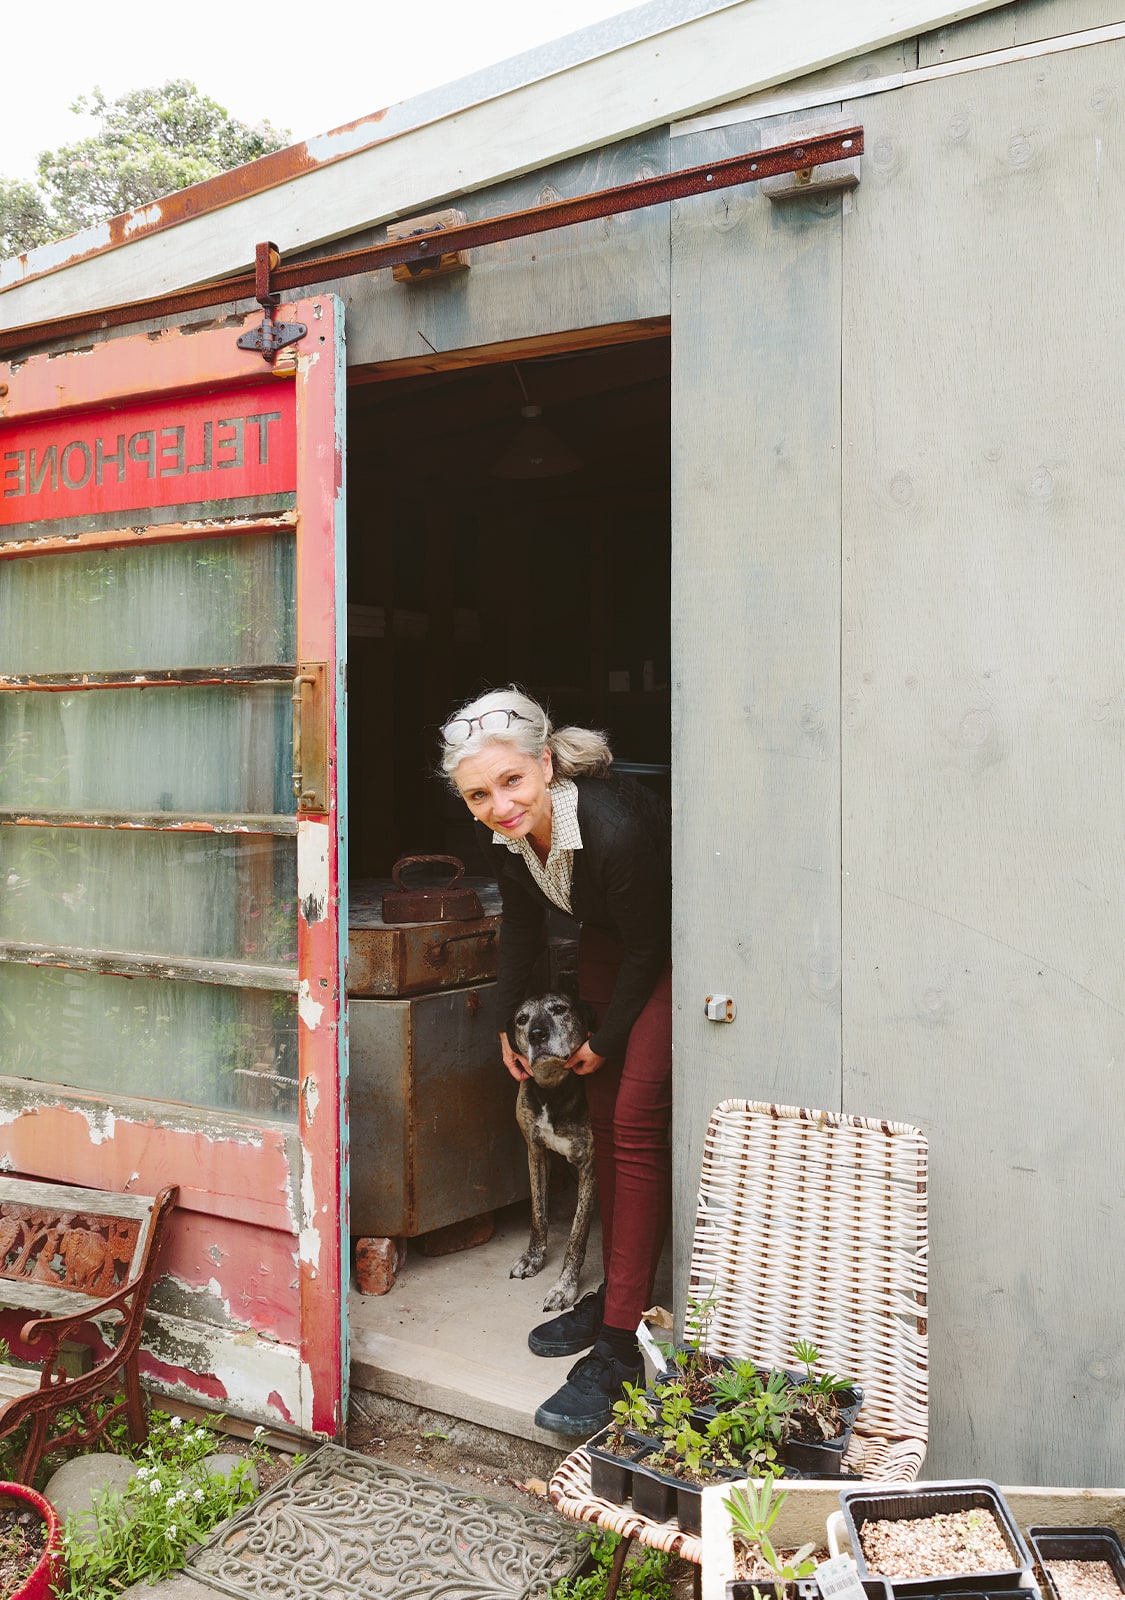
[
  {"x1": 118, "y1": 1576, "x2": 216, "y2": 1598},
  {"x1": 43, "y1": 1451, "x2": 137, "y2": 1532},
  {"x1": 203, "y1": 1451, "x2": 260, "y2": 1491}
]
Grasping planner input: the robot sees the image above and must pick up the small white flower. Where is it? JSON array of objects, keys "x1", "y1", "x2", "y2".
[
  {"x1": 193, "y1": 1428, "x2": 208, "y2": 1442},
  {"x1": 149, "y1": 1480, "x2": 163, "y2": 1497},
  {"x1": 166, "y1": 1523, "x2": 178, "y2": 1541},
  {"x1": 252, "y1": 1425, "x2": 265, "y2": 1438},
  {"x1": 169, "y1": 1417, "x2": 183, "y2": 1431},
  {"x1": 193, "y1": 1488, "x2": 205, "y2": 1503},
  {"x1": 134, "y1": 1466, "x2": 149, "y2": 1480}
]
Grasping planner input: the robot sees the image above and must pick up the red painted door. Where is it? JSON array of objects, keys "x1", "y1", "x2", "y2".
[{"x1": 0, "y1": 300, "x2": 348, "y2": 1437}]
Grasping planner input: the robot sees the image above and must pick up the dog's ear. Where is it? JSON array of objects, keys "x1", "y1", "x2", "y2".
[{"x1": 578, "y1": 999, "x2": 600, "y2": 1037}]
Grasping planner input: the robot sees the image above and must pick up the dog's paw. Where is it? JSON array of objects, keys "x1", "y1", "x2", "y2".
[
  {"x1": 541, "y1": 1279, "x2": 579, "y2": 1312},
  {"x1": 509, "y1": 1251, "x2": 545, "y2": 1280}
]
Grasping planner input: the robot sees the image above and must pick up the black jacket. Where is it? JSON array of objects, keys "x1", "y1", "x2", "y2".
[{"x1": 479, "y1": 770, "x2": 671, "y2": 1060}]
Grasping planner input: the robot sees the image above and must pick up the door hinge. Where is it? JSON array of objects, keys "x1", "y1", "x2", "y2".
[{"x1": 237, "y1": 241, "x2": 308, "y2": 364}]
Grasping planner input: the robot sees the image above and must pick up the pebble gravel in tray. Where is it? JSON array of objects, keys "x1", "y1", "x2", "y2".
[
  {"x1": 1046, "y1": 1560, "x2": 1125, "y2": 1600},
  {"x1": 861, "y1": 1508, "x2": 1011, "y2": 1576}
]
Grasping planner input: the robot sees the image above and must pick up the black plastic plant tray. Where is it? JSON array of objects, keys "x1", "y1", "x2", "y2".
[
  {"x1": 839, "y1": 1480, "x2": 1034, "y2": 1594},
  {"x1": 902, "y1": 1588, "x2": 1041, "y2": 1600},
  {"x1": 727, "y1": 1581, "x2": 892, "y2": 1600},
  {"x1": 1027, "y1": 1526, "x2": 1125, "y2": 1600},
  {"x1": 630, "y1": 1454, "x2": 678, "y2": 1524},
  {"x1": 586, "y1": 1427, "x2": 656, "y2": 1506},
  {"x1": 629, "y1": 1452, "x2": 742, "y2": 1532}
]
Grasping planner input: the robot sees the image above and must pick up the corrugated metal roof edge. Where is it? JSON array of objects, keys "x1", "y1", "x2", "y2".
[{"x1": 0, "y1": 0, "x2": 741, "y2": 295}]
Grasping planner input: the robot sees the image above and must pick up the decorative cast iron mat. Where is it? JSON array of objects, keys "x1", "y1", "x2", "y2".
[{"x1": 186, "y1": 1444, "x2": 583, "y2": 1600}]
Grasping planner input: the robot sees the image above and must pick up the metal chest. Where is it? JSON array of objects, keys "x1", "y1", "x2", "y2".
[{"x1": 347, "y1": 877, "x2": 528, "y2": 1239}]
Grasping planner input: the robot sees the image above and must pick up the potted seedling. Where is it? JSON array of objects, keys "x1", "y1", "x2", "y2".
[
  {"x1": 0, "y1": 1484, "x2": 63, "y2": 1600},
  {"x1": 781, "y1": 1340, "x2": 863, "y2": 1476},
  {"x1": 652, "y1": 1294, "x2": 731, "y2": 1408},
  {"x1": 709, "y1": 1364, "x2": 794, "y2": 1476},
  {"x1": 724, "y1": 1472, "x2": 818, "y2": 1600},
  {"x1": 631, "y1": 1381, "x2": 744, "y2": 1534},
  {"x1": 587, "y1": 1382, "x2": 658, "y2": 1506}
]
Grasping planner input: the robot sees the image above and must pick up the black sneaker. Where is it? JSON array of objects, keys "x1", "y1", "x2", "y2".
[
  {"x1": 534, "y1": 1338, "x2": 644, "y2": 1436},
  {"x1": 528, "y1": 1282, "x2": 607, "y2": 1358}
]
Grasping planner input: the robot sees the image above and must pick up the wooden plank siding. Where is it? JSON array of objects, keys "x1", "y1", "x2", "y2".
[
  {"x1": 918, "y1": 0, "x2": 1125, "y2": 64},
  {"x1": 838, "y1": 37, "x2": 1125, "y2": 1483},
  {"x1": 669, "y1": 117, "x2": 844, "y2": 1289}
]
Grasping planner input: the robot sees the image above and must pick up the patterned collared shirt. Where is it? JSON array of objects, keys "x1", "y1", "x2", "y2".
[{"x1": 493, "y1": 776, "x2": 583, "y2": 914}]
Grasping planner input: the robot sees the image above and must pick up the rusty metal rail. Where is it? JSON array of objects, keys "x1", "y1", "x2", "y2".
[{"x1": 0, "y1": 128, "x2": 862, "y2": 359}]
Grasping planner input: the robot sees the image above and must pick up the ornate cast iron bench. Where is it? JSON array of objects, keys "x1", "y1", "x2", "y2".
[
  {"x1": 549, "y1": 1100, "x2": 930, "y2": 1598},
  {"x1": 0, "y1": 1178, "x2": 179, "y2": 1484}
]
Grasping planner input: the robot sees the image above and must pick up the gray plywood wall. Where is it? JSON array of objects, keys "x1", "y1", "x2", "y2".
[
  {"x1": 839, "y1": 35, "x2": 1125, "y2": 1486},
  {"x1": 669, "y1": 14, "x2": 1125, "y2": 1486},
  {"x1": 669, "y1": 120, "x2": 844, "y2": 1277},
  {"x1": 322, "y1": 132, "x2": 671, "y2": 368}
]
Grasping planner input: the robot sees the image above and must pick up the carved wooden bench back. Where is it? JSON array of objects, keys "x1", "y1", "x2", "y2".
[{"x1": 0, "y1": 1179, "x2": 158, "y2": 1319}]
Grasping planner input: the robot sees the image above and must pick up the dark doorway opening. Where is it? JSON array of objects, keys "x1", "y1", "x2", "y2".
[{"x1": 346, "y1": 333, "x2": 671, "y2": 876}]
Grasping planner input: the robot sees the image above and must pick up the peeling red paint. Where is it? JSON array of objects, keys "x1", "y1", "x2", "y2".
[
  {"x1": 266, "y1": 1389, "x2": 295, "y2": 1426},
  {"x1": 162, "y1": 1213, "x2": 301, "y2": 1341},
  {"x1": 3, "y1": 1103, "x2": 297, "y2": 1230},
  {"x1": 140, "y1": 1355, "x2": 229, "y2": 1403}
]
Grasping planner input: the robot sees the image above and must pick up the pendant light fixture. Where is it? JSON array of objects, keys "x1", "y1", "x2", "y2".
[{"x1": 491, "y1": 364, "x2": 583, "y2": 479}]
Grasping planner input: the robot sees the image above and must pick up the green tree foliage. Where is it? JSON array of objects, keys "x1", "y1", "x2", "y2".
[
  {"x1": 0, "y1": 80, "x2": 289, "y2": 258},
  {"x1": 0, "y1": 177, "x2": 56, "y2": 259}
]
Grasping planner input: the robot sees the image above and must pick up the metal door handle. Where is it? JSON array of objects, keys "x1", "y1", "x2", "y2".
[{"x1": 291, "y1": 663, "x2": 328, "y2": 812}]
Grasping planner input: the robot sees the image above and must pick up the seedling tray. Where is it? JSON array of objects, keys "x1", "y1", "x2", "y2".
[
  {"x1": 629, "y1": 1451, "x2": 742, "y2": 1533},
  {"x1": 839, "y1": 1480, "x2": 1033, "y2": 1594},
  {"x1": 586, "y1": 1426, "x2": 657, "y2": 1506},
  {"x1": 1027, "y1": 1526, "x2": 1125, "y2": 1600},
  {"x1": 726, "y1": 1581, "x2": 892, "y2": 1600}
]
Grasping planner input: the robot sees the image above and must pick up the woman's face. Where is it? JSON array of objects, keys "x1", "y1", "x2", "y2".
[{"x1": 453, "y1": 742, "x2": 554, "y2": 848}]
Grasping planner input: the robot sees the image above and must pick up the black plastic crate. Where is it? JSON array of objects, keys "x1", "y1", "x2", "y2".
[
  {"x1": 1027, "y1": 1526, "x2": 1125, "y2": 1600},
  {"x1": 839, "y1": 1480, "x2": 1033, "y2": 1593}
]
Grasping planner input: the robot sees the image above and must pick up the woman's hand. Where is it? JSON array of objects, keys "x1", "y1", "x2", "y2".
[
  {"x1": 499, "y1": 1031, "x2": 531, "y2": 1083},
  {"x1": 567, "y1": 1039, "x2": 606, "y2": 1076}
]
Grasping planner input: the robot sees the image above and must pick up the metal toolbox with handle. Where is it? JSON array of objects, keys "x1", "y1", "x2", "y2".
[{"x1": 348, "y1": 864, "x2": 501, "y2": 997}]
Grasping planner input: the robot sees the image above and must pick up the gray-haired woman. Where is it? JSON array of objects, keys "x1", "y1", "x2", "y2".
[{"x1": 440, "y1": 686, "x2": 672, "y2": 1434}]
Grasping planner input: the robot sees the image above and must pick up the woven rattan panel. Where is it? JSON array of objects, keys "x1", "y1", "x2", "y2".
[{"x1": 188, "y1": 1445, "x2": 582, "y2": 1600}]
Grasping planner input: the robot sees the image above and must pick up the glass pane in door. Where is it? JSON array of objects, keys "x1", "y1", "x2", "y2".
[
  {"x1": 0, "y1": 686, "x2": 294, "y2": 815},
  {"x1": 0, "y1": 535, "x2": 296, "y2": 674},
  {"x1": 0, "y1": 827, "x2": 297, "y2": 966},
  {"x1": 0, "y1": 963, "x2": 298, "y2": 1116}
]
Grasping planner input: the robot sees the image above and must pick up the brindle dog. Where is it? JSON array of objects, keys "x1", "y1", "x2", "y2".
[{"x1": 508, "y1": 993, "x2": 598, "y2": 1311}]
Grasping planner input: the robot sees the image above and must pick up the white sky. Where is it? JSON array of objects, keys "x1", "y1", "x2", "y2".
[{"x1": 3, "y1": 0, "x2": 635, "y2": 184}]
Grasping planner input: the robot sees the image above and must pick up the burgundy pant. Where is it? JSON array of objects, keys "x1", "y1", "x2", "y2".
[{"x1": 578, "y1": 926, "x2": 673, "y2": 1334}]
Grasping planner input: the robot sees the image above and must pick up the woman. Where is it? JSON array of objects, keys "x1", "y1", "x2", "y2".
[{"x1": 440, "y1": 686, "x2": 672, "y2": 1435}]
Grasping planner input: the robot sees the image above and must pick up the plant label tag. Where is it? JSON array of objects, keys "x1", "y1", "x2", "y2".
[
  {"x1": 635, "y1": 1318, "x2": 666, "y2": 1375},
  {"x1": 816, "y1": 1554, "x2": 867, "y2": 1600}
]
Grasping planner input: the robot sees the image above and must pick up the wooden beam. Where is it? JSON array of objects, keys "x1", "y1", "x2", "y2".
[{"x1": 346, "y1": 319, "x2": 670, "y2": 386}]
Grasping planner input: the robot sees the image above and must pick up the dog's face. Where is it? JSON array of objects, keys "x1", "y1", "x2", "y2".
[{"x1": 511, "y1": 993, "x2": 599, "y2": 1088}]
